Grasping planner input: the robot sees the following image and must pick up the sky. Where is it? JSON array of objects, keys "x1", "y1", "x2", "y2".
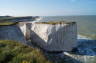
[{"x1": 0, "y1": 0, "x2": 96, "y2": 16}]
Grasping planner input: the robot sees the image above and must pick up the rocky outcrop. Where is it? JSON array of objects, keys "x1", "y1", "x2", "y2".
[{"x1": 27, "y1": 21, "x2": 77, "y2": 52}]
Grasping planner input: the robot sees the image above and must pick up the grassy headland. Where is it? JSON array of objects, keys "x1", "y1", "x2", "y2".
[{"x1": 0, "y1": 22, "x2": 18, "y2": 25}]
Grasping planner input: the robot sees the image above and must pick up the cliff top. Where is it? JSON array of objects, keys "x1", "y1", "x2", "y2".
[
  {"x1": 35, "y1": 21, "x2": 76, "y2": 25},
  {"x1": 0, "y1": 22, "x2": 18, "y2": 26},
  {"x1": 0, "y1": 16, "x2": 39, "y2": 22},
  {"x1": 0, "y1": 16, "x2": 39, "y2": 25}
]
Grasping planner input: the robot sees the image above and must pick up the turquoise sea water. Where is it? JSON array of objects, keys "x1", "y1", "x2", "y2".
[{"x1": 40, "y1": 15, "x2": 96, "y2": 39}]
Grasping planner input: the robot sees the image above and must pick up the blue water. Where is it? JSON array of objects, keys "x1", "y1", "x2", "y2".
[{"x1": 40, "y1": 15, "x2": 96, "y2": 39}]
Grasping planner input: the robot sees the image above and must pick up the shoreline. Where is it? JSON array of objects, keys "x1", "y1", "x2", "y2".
[{"x1": 78, "y1": 34, "x2": 93, "y2": 40}]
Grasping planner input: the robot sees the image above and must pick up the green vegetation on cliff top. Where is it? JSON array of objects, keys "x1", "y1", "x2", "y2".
[
  {"x1": 0, "y1": 22, "x2": 18, "y2": 25},
  {"x1": 35, "y1": 21, "x2": 76, "y2": 25},
  {"x1": 0, "y1": 17, "x2": 17, "y2": 25}
]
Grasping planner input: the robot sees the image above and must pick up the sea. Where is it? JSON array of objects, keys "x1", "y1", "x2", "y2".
[{"x1": 39, "y1": 15, "x2": 96, "y2": 39}]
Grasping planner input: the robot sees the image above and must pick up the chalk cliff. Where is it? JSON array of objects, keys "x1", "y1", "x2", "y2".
[{"x1": 27, "y1": 21, "x2": 77, "y2": 52}]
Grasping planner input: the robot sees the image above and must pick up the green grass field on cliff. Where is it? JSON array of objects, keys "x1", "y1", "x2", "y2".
[
  {"x1": 0, "y1": 17, "x2": 17, "y2": 25},
  {"x1": 0, "y1": 40, "x2": 52, "y2": 63},
  {"x1": 0, "y1": 22, "x2": 17, "y2": 25}
]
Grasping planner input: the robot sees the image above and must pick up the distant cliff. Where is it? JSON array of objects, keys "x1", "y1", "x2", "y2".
[{"x1": 0, "y1": 25, "x2": 26, "y2": 44}]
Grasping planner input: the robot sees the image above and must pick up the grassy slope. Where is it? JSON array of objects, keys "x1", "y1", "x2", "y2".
[
  {"x1": 0, "y1": 40, "x2": 52, "y2": 63},
  {"x1": 0, "y1": 22, "x2": 17, "y2": 25}
]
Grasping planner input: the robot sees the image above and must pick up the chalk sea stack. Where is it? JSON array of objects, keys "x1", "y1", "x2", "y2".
[{"x1": 30, "y1": 21, "x2": 77, "y2": 52}]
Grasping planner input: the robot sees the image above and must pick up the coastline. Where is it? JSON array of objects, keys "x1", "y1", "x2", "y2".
[{"x1": 78, "y1": 34, "x2": 92, "y2": 40}]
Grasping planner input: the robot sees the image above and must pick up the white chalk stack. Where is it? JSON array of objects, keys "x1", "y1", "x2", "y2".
[{"x1": 30, "y1": 21, "x2": 77, "y2": 52}]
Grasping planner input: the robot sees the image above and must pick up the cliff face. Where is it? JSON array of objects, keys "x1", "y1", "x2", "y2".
[
  {"x1": 0, "y1": 21, "x2": 77, "y2": 52},
  {"x1": 19, "y1": 22, "x2": 32, "y2": 40},
  {"x1": 23, "y1": 22, "x2": 77, "y2": 52},
  {"x1": 0, "y1": 25, "x2": 26, "y2": 43}
]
